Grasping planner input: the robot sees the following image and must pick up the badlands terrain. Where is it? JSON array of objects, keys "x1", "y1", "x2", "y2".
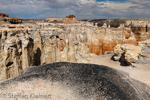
[{"x1": 0, "y1": 13, "x2": 150, "y2": 99}]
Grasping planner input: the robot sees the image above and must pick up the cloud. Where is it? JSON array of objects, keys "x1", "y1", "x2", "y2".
[
  {"x1": 0, "y1": 0, "x2": 150, "y2": 19},
  {"x1": 128, "y1": 0, "x2": 150, "y2": 4}
]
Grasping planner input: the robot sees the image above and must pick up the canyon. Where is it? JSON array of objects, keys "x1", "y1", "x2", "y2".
[
  {"x1": 0, "y1": 14, "x2": 150, "y2": 99},
  {"x1": 0, "y1": 15, "x2": 150, "y2": 81}
]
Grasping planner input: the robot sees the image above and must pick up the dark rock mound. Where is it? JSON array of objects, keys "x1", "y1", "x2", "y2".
[
  {"x1": 0, "y1": 62, "x2": 150, "y2": 100},
  {"x1": 0, "y1": 17, "x2": 22, "y2": 24},
  {"x1": 7, "y1": 17, "x2": 22, "y2": 24},
  {"x1": 88, "y1": 19, "x2": 125, "y2": 28}
]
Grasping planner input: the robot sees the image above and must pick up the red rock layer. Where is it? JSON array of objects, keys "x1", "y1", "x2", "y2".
[
  {"x1": 60, "y1": 15, "x2": 80, "y2": 24},
  {"x1": 0, "y1": 13, "x2": 9, "y2": 17},
  {"x1": 125, "y1": 29, "x2": 132, "y2": 39},
  {"x1": 87, "y1": 42, "x2": 102, "y2": 55},
  {"x1": 125, "y1": 31, "x2": 132, "y2": 39},
  {"x1": 122, "y1": 39, "x2": 138, "y2": 46},
  {"x1": 134, "y1": 32, "x2": 141, "y2": 42},
  {"x1": 87, "y1": 39, "x2": 138, "y2": 55},
  {"x1": 66, "y1": 15, "x2": 75, "y2": 18},
  {"x1": 58, "y1": 40, "x2": 65, "y2": 51},
  {"x1": 87, "y1": 39, "x2": 119, "y2": 55},
  {"x1": 102, "y1": 40, "x2": 118, "y2": 54}
]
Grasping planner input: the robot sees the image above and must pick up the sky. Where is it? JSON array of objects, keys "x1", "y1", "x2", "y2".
[{"x1": 0, "y1": 0, "x2": 150, "y2": 19}]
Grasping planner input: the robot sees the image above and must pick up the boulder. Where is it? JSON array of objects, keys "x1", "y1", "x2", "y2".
[
  {"x1": 113, "y1": 44, "x2": 142, "y2": 66},
  {"x1": 0, "y1": 62, "x2": 150, "y2": 100}
]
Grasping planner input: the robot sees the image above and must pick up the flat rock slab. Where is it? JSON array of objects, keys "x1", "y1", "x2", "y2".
[{"x1": 0, "y1": 62, "x2": 150, "y2": 100}]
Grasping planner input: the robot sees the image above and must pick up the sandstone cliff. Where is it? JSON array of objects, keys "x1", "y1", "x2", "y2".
[
  {"x1": 0, "y1": 19, "x2": 150, "y2": 81},
  {"x1": 0, "y1": 23, "x2": 89, "y2": 80}
]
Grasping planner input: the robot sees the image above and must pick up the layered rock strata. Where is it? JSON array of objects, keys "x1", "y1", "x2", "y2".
[
  {"x1": 0, "y1": 19, "x2": 150, "y2": 81},
  {"x1": 87, "y1": 24, "x2": 137, "y2": 55},
  {"x1": 0, "y1": 23, "x2": 89, "y2": 80},
  {"x1": 92, "y1": 19, "x2": 150, "y2": 41}
]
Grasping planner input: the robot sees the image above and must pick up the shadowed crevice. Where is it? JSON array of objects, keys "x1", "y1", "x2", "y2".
[{"x1": 34, "y1": 47, "x2": 41, "y2": 66}]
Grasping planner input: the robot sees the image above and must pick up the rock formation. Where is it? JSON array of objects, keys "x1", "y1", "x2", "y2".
[
  {"x1": 113, "y1": 39, "x2": 150, "y2": 66},
  {"x1": 0, "y1": 13, "x2": 9, "y2": 17},
  {"x1": 137, "y1": 39, "x2": 150, "y2": 64},
  {"x1": 0, "y1": 23, "x2": 90, "y2": 80},
  {"x1": 113, "y1": 44, "x2": 142, "y2": 66},
  {"x1": 7, "y1": 17, "x2": 22, "y2": 24},
  {"x1": 0, "y1": 18, "x2": 150, "y2": 81},
  {"x1": 45, "y1": 17, "x2": 59, "y2": 23},
  {"x1": 0, "y1": 62, "x2": 150, "y2": 100},
  {"x1": 87, "y1": 23, "x2": 138, "y2": 55},
  {"x1": 66, "y1": 15, "x2": 75, "y2": 18},
  {"x1": 0, "y1": 13, "x2": 22, "y2": 24},
  {"x1": 45, "y1": 15, "x2": 80, "y2": 24},
  {"x1": 60, "y1": 15, "x2": 80, "y2": 24},
  {"x1": 0, "y1": 17, "x2": 22, "y2": 24}
]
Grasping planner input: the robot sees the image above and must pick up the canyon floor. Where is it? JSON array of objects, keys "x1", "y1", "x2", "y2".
[{"x1": 88, "y1": 53, "x2": 150, "y2": 86}]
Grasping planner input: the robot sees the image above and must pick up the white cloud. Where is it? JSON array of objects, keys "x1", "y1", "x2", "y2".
[
  {"x1": 128, "y1": 0, "x2": 150, "y2": 4},
  {"x1": 0, "y1": 0, "x2": 150, "y2": 19}
]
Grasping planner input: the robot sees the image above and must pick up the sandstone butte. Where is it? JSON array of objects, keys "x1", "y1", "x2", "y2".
[
  {"x1": 0, "y1": 13, "x2": 22, "y2": 24},
  {"x1": 60, "y1": 15, "x2": 80, "y2": 24},
  {"x1": 0, "y1": 13, "x2": 9, "y2": 17},
  {"x1": 0, "y1": 14, "x2": 150, "y2": 82},
  {"x1": 66, "y1": 15, "x2": 75, "y2": 18}
]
